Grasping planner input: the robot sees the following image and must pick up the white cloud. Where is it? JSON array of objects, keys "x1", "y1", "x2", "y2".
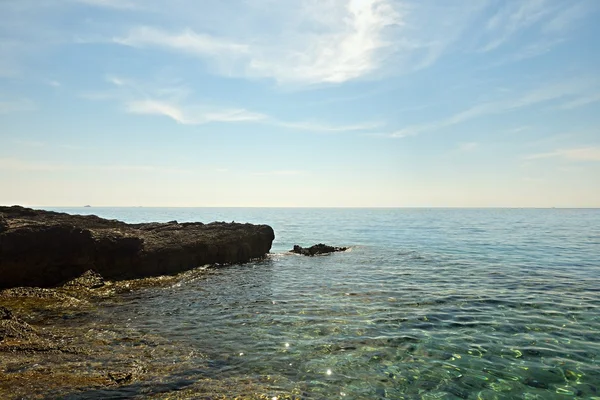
[
  {"x1": 113, "y1": 0, "x2": 404, "y2": 85},
  {"x1": 88, "y1": 74, "x2": 378, "y2": 132},
  {"x1": 114, "y1": 27, "x2": 249, "y2": 57},
  {"x1": 126, "y1": 99, "x2": 187, "y2": 124},
  {"x1": 525, "y1": 147, "x2": 600, "y2": 162},
  {"x1": 125, "y1": 99, "x2": 266, "y2": 125},
  {"x1": 93, "y1": 75, "x2": 267, "y2": 125},
  {"x1": 105, "y1": 0, "x2": 588, "y2": 85}
]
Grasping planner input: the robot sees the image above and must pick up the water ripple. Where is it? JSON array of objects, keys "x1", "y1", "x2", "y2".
[{"x1": 46, "y1": 207, "x2": 600, "y2": 398}]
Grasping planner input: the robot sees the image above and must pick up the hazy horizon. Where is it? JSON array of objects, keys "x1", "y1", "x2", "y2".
[
  {"x1": 2, "y1": 0, "x2": 599, "y2": 208},
  {"x1": 5, "y1": 204, "x2": 600, "y2": 210}
]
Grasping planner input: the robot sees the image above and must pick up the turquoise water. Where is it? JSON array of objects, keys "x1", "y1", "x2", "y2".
[{"x1": 48, "y1": 208, "x2": 600, "y2": 399}]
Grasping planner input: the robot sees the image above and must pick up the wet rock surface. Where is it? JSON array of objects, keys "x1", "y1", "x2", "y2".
[
  {"x1": 291, "y1": 243, "x2": 348, "y2": 256},
  {"x1": 0, "y1": 206, "x2": 275, "y2": 289}
]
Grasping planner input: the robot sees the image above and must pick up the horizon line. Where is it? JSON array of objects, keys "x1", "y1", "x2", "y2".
[{"x1": 6, "y1": 205, "x2": 600, "y2": 210}]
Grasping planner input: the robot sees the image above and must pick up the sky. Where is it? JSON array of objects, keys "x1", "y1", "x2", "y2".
[{"x1": 1, "y1": 0, "x2": 599, "y2": 207}]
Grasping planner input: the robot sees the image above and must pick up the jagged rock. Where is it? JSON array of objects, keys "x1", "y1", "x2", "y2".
[
  {"x1": 62, "y1": 269, "x2": 105, "y2": 289},
  {"x1": 0, "y1": 206, "x2": 275, "y2": 289},
  {"x1": 291, "y1": 243, "x2": 348, "y2": 256},
  {"x1": 107, "y1": 371, "x2": 133, "y2": 384},
  {"x1": 0, "y1": 306, "x2": 37, "y2": 342}
]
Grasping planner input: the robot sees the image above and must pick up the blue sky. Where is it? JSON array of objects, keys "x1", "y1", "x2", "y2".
[{"x1": 1, "y1": 0, "x2": 599, "y2": 207}]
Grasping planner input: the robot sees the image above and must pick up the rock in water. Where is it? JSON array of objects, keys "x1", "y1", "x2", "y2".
[
  {"x1": 62, "y1": 269, "x2": 105, "y2": 289},
  {"x1": 291, "y1": 243, "x2": 347, "y2": 256},
  {"x1": 0, "y1": 206, "x2": 275, "y2": 289}
]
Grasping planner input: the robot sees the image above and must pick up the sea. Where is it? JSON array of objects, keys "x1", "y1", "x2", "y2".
[{"x1": 44, "y1": 207, "x2": 600, "y2": 399}]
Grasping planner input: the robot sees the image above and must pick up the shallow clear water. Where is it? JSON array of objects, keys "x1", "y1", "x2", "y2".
[{"x1": 48, "y1": 208, "x2": 600, "y2": 399}]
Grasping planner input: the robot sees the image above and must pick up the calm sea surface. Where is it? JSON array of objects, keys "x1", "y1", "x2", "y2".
[{"x1": 45, "y1": 208, "x2": 600, "y2": 399}]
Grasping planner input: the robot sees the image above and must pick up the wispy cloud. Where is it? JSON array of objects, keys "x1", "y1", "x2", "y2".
[
  {"x1": 480, "y1": 0, "x2": 554, "y2": 52},
  {"x1": 115, "y1": 27, "x2": 249, "y2": 58},
  {"x1": 251, "y1": 170, "x2": 306, "y2": 176},
  {"x1": 557, "y1": 93, "x2": 600, "y2": 110},
  {"x1": 97, "y1": 75, "x2": 267, "y2": 125},
  {"x1": 504, "y1": 126, "x2": 532, "y2": 134},
  {"x1": 0, "y1": 157, "x2": 192, "y2": 173},
  {"x1": 0, "y1": 98, "x2": 35, "y2": 114},
  {"x1": 113, "y1": 0, "x2": 404, "y2": 85},
  {"x1": 88, "y1": 74, "x2": 379, "y2": 132},
  {"x1": 458, "y1": 142, "x2": 479, "y2": 152},
  {"x1": 274, "y1": 120, "x2": 380, "y2": 133},
  {"x1": 387, "y1": 78, "x2": 599, "y2": 138},
  {"x1": 125, "y1": 99, "x2": 186, "y2": 124},
  {"x1": 473, "y1": 0, "x2": 596, "y2": 68},
  {"x1": 0, "y1": 158, "x2": 68, "y2": 172},
  {"x1": 95, "y1": 164, "x2": 191, "y2": 173},
  {"x1": 125, "y1": 99, "x2": 266, "y2": 125},
  {"x1": 72, "y1": 0, "x2": 139, "y2": 10},
  {"x1": 542, "y1": 1, "x2": 592, "y2": 33},
  {"x1": 12, "y1": 139, "x2": 45, "y2": 147},
  {"x1": 525, "y1": 147, "x2": 600, "y2": 162}
]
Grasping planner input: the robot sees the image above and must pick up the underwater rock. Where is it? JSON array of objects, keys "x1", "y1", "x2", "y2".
[
  {"x1": 0, "y1": 206, "x2": 275, "y2": 289},
  {"x1": 291, "y1": 243, "x2": 348, "y2": 256}
]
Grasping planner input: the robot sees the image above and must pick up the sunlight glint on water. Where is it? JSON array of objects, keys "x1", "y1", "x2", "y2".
[{"x1": 48, "y1": 207, "x2": 600, "y2": 398}]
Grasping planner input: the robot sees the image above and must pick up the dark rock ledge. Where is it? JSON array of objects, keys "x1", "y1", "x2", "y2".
[
  {"x1": 292, "y1": 243, "x2": 348, "y2": 256},
  {"x1": 0, "y1": 206, "x2": 275, "y2": 289}
]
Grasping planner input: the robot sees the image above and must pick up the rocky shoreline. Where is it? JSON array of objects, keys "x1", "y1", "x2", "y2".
[
  {"x1": 0, "y1": 207, "x2": 280, "y2": 398},
  {"x1": 0, "y1": 207, "x2": 351, "y2": 398},
  {"x1": 1, "y1": 266, "x2": 303, "y2": 399},
  {"x1": 0, "y1": 206, "x2": 275, "y2": 289}
]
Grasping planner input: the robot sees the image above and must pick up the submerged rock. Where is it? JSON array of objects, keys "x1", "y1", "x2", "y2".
[
  {"x1": 0, "y1": 206, "x2": 275, "y2": 289},
  {"x1": 291, "y1": 243, "x2": 348, "y2": 256}
]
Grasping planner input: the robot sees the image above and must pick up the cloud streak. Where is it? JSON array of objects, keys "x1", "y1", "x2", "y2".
[
  {"x1": 0, "y1": 157, "x2": 192, "y2": 173},
  {"x1": 525, "y1": 147, "x2": 600, "y2": 162},
  {"x1": 0, "y1": 98, "x2": 35, "y2": 114},
  {"x1": 73, "y1": 0, "x2": 139, "y2": 10},
  {"x1": 115, "y1": 27, "x2": 249, "y2": 57},
  {"x1": 458, "y1": 142, "x2": 479, "y2": 152},
  {"x1": 480, "y1": 0, "x2": 554, "y2": 52},
  {"x1": 125, "y1": 99, "x2": 266, "y2": 125},
  {"x1": 90, "y1": 74, "x2": 380, "y2": 132},
  {"x1": 557, "y1": 93, "x2": 600, "y2": 110},
  {"x1": 388, "y1": 78, "x2": 600, "y2": 138}
]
